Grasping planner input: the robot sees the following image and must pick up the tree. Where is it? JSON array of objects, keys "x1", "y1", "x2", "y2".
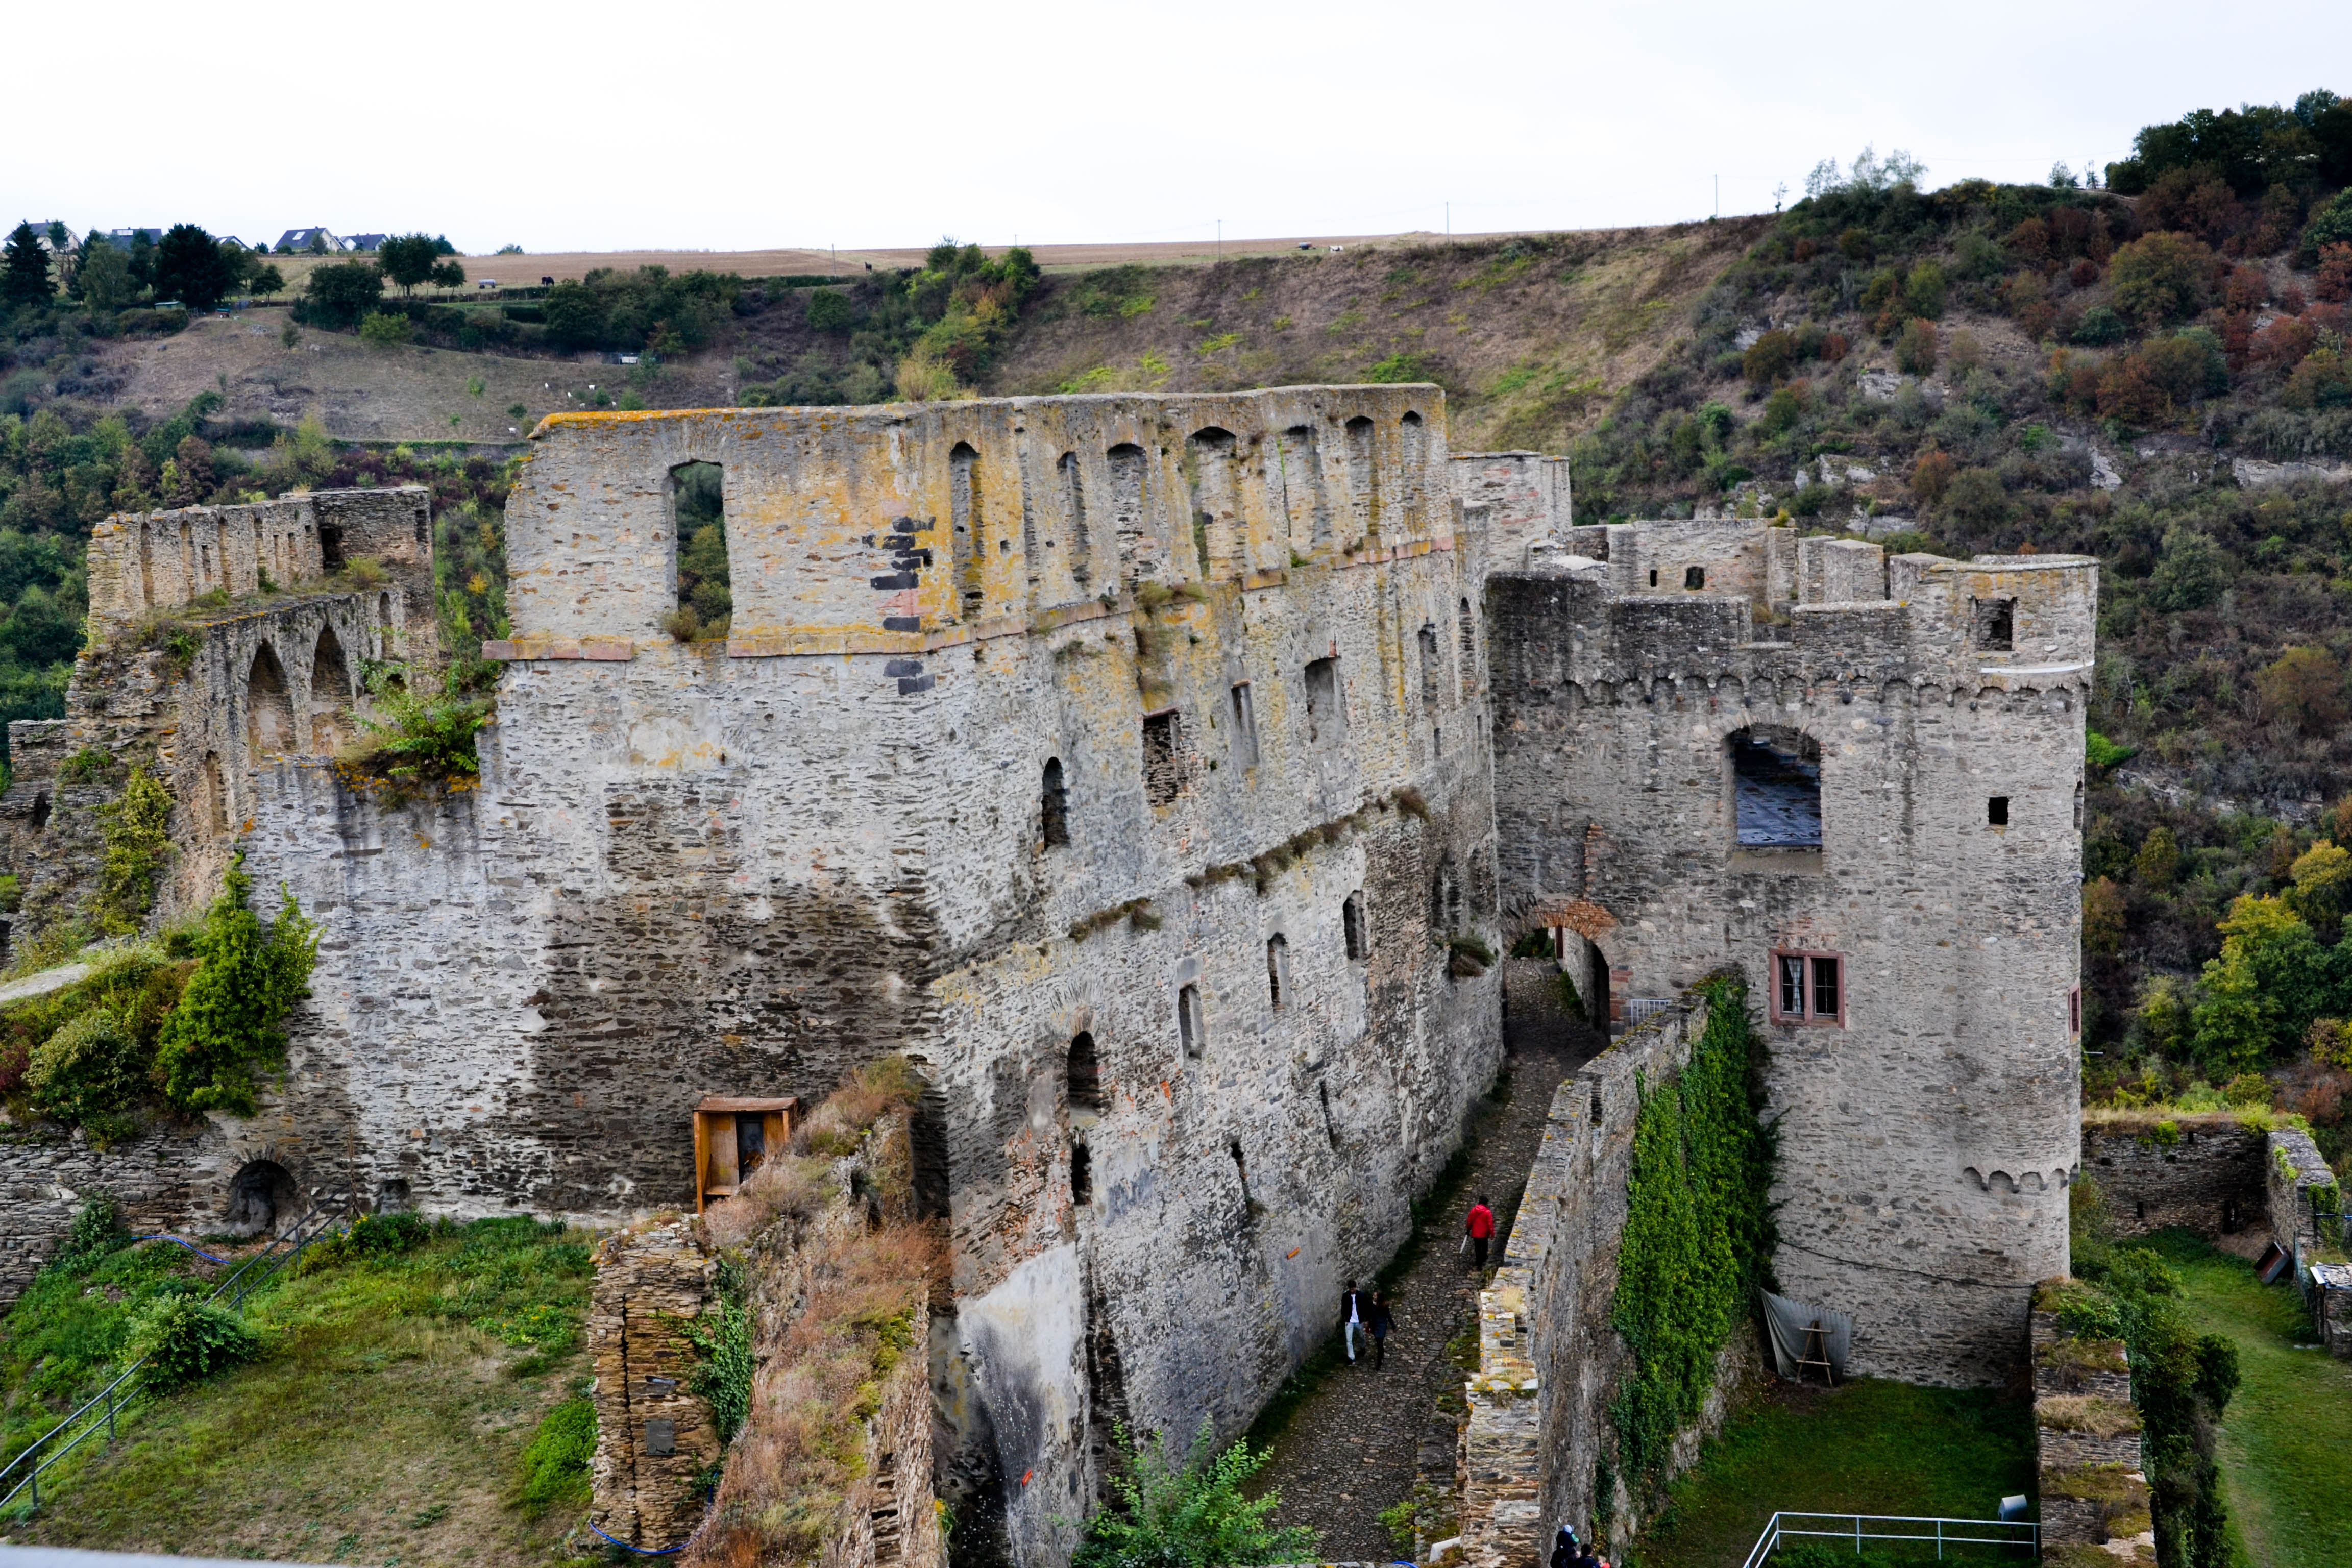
[
  {"x1": 153, "y1": 224, "x2": 236, "y2": 311},
  {"x1": 2108, "y1": 233, "x2": 2215, "y2": 328},
  {"x1": 300, "y1": 260, "x2": 386, "y2": 329},
  {"x1": 74, "y1": 238, "x2": 134, "y2": 311},
  {"x1": 2148, "y1": 524, "x2": 2225, "y2": 611},
  {"x1": 1, "y1": 222, "x2": 53, "y2": 309},
  {"x1": 152, "y1": 855, "x2": 318, "y2": 1115},
  {"x1": 377, "y1": 232, "x2": 465, "y2": 295},
  {"x1": 2256, "y1": 645, "x2": 2348, "y2": 735}
]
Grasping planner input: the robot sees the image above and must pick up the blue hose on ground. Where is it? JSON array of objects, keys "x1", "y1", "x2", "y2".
[
  {"x1": 586, "y1": 1518, "x2": 689, "y2": 1555},
  {"x1": 134, "y1": 1235, "x2": 234, "y2": 1265}
]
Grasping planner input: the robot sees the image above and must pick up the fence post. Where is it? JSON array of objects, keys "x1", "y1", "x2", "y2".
[
  {"x1": 1854, "y1": 1516, "x2": 1861, "y2": 1554},
  {"x1": 105, "y1": 1383, "x2": 115, "y2": 1442},
  {"x1": 1936, "y1": 1518, "x2": 1942, "y2": 1559}
]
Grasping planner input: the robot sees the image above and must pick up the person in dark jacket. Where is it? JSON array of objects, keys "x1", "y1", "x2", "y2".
[
  {"x1": 1367, "y1": 1288, "x2": 1393, "y2": 1368},
  {"x1": 1549, "y1": 1525, "x2": 1578, "y2": 1568},
  {"x1": 1466, "y1": 1195, "x2": 1496, "y2": 1271}
]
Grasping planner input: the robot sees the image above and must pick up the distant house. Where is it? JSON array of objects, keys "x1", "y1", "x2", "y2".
[
  {"x1": 33, "y1": 224, "x2": 79, "y2": 256},
  {"x1": 345, "y1": 234, "x2": 387, "y2": 253},
  {"x1": 106, "y1": 228, "x2": 164, "y2": 249},
  {"x1": 274, "y1": 228, "x2": 349, "y2": 255}
]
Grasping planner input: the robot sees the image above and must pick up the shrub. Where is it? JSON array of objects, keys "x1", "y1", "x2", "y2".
[
  {"x1": 338, "y1": 662, "x2": 494, "y2": 798},
  {"x1": 1894, "y1": 318, "x2": 1937, "y2": 375},
  {"x1": 1742, "y1": 329, "x2": 1797, "y2": 387},
  {"x1": 357, "y1": 311, "x2": 413, "y2": 348},
  {"x1": 516, "y1": 1393, "x2": 596, "y2": 1517},
  {"x1": 2283, "y1": 347, "x2": 2352, "y2": 410},
  {"x1": 1903, "y1": 261, "x2": 1947, "y2": 319},
  {"x1": 1911, "y1": 448, "x2": 1956, "y2": 505},
  {"x1": 27, "y1": 1010, "x2": 147, "y2": 1135},
  {"x1": 2108, "y1": 232, "x2": 2215, "y2": 327},
  {"x1": 1071, "y1": 1420, "x2": 1317, "y2": 1568},
  {"x1": 1944, "y1": 466, "x2": 2007, "y2": 524},
  {"x1": 152, "y1": 855, "x2": 320, "y2": 1116},
  {"x1": 2316, "y1": 243, "x2": 2352, "y2": 304},
  {"x1": 92, "y1": 765, "x2": 172, "y2": 936},
  {"x1": 805, "y1": 288, "x2": 855, "y2": 333},
  {"x1": 2256, "y1": 645, "x2": 2347, "y2": 734},
  {"x1": 2301, "y1": 190, "x2": 2352, "y2": 261},
  {"x1": 2072, "y1": 305, "x2": 2127, "y2": 345},
  {"x1": 128, "y1": 1294, "x2": 259, "y2": 1391}
]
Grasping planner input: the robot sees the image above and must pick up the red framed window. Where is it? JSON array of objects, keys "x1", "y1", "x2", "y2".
[{"x1": 1771, "y1": 949, "x2": 1845, "y2": 1026}]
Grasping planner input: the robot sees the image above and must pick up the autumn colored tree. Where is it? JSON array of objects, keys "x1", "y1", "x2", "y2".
[
  {"x1": 2256, "y1": 644, "x2": 2349, "y2": 735},
  {"x1": 1910, "y1": 448, "x2": 1955, "y2": 506},
  {"x1": 2108, "y1": 232, "x2": 2216, "y2": 327}
]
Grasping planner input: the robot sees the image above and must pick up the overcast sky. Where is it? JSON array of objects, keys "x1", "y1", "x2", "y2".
[{"x1": 9, "y1": 2, "x2": 2350, "y2": 255}]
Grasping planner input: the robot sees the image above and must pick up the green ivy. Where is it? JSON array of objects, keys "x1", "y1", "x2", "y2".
[
  {"x1": 152, "y1": 854, "x2": 319, "y2": 1115},
  {"x1": 1608, "y1": 976, "x2": 1775, "y2": 1499},
  {"x1": 685, "y1": 1254, "x2": 754, "y2": 1446},
  {"x1": 92, "y1": 765, "x2": 172, "y2": 935}
]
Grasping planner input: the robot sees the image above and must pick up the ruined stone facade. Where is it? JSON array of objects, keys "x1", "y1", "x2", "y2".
[{"x1": 1487, "y1": 526, "x2": 2095, "y2": 1384}]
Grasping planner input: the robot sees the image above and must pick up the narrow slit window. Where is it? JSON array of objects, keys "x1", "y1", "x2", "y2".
[
  {"x1": 1343, "y1": 892, "x2": 1366, "y2": 961},
  {"x1": 1178, "y1": 983, "x2": 1204, "y2": 1058},
  {"x1": 1067, "y1": 1031, "x2": 1099, "y2": 1114},
  {"x1": 1457, "y1": 598, "x2": 1476, "y2": 699},
  {"x1": 2069, "y1": 987, "x2": 2082, "y2": 1037},
  {"x1": 1230, "y1": 683, "x2": 1258, "y2": 766},
  {"x1": 1041, "y1": 758, "x2": 1070, "y2": 847},
  {"x1": 1418, "y1": 624, "x2": 1440, "y2": 706},
  {"x1": 951, "y1": 442, "x2": 984, "y2": 620},
  {"x1": 1988, "y1": 795, "x2": 2010, "y2": 827},
  {"x1": 1069, "y1": 1141, "x2": 1092, "y2": 1204},
  {"x1": 1266, "y1": 935, "x2": 1288, "y2": 1007},
  {"x1": 1318, "y1": 1082, "x2": 1339, "y2": 1148},
  {"x1": 1648, "y1": 568, "x2": 1658, "y2": 587}
]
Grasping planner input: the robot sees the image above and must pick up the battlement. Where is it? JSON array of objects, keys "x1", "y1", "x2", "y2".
[
  {"x1": 1512, "y1": 520, "x2": 2096, "y2": 690},
  {"x1": 493, "y1": 388, "x2": 1450, "y2": 659},
  {"x1": 86, "y1": 487, "x2": 433, "y2": 626}
]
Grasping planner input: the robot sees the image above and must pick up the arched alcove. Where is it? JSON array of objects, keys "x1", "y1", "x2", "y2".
[
  {"x1": 226, "y1": 1158, "x2": 301, "y2": 1238},
  {"x1": 309, "y1": 627, "x2": 354, "y2": 754},
  {"x1": 247, "y1": 645, "x2": 297, "y2": 757}
]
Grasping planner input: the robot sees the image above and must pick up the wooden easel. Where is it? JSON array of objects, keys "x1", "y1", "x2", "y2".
[{"x1": 1796, "y1": 1320, "x2": 1836, "y2": 1386}]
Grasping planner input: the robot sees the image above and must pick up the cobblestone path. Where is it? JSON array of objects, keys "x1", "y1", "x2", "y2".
[{"x1": 1250, "y1": 1027, "x2": 1591, "y2": 1561}]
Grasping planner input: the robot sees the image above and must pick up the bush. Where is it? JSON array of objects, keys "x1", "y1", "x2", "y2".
[
  {"x1": 93, "y1": 765, "x2": 172, "y2": 935},
  {"x1": 2301, "y1": 190, "x2": 2352, "y2": 261},
  {"x1": 2073, "y1": 304, "x2": 2127, "y2": 345},
  {"x1": 152, "y1": 855, "x2": 320, "y2": 1116},
  {"x1": 127, "y1": 1294, "x2": 259, "y2": 1391},
  {"x1": 1742, "y1": 329, "x2": 1797, "y2": 388},
  {"x1": 515, "y1": 1392, "x2": 596, "y2": 1517},
  {"x1": 298, "y1": 261, "x2": 385, "y2": 330},
  {"x1": 338, "y1": 662, "x2": 494, "y2": 799},
  {"x1": 1072, "y1": 1420, "x2": 1317, "y2": 1568},
  {"x1": 27, "y1": 1010, "x2": 146, "y2": 1135},
  {"x1": 2108, "y1": 232, "x2": 2215, "y2": 327},
  {"x1": 357, "y1": 311, "x2": 413, "y2": 348},
  {"x1": 1894, "y1": 318, "x2": 1937, "y2": 374},
  {"x1": 804, "y1": 288, "x2": 855, "y2": 333}
]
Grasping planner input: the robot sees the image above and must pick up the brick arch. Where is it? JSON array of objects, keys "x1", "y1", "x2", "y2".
[{"x1": 310, "y1": 625, "x2": 354, "y2": 754}]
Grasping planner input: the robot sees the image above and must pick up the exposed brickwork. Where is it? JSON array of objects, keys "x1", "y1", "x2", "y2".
[
  {"x1": 2030, "y1": 1305, "x2": 2149, "y2": 1555},
  {"x1": 2080, "y1": 1115, "x2": 2266, "y2": 1238},
  {"x1": 590, "y1": 1219, "x2": 720, "y2": 1551}
]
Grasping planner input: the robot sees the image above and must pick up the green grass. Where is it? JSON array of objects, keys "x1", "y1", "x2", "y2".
[
  {"x1": 2145, "y1": 1230, "x2": 2352, "y2": 1568},
  {"x1": 1, "y1": 1215, "x2": 597, "y2": 1566},
  {"x1": 1627, "y1": 1379, "x2": 2037, "y2": 1568}
]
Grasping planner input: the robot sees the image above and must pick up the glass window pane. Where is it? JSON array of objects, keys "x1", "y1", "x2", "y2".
[
  {"x1": 1779, "y1": 954, "x2": 1805, "y2": 1017},
  {"x1": 1811, "y1": 955, "x2": 1840, "y2": 1019}
]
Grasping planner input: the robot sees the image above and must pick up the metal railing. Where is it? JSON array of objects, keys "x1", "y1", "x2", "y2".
[
  {"x1": 0, "y1": 1193, "x2": 353, "y2": 1517},
  {"x1": 1741, "y1": 1512, "x2": 2039, "y2": 1566}
]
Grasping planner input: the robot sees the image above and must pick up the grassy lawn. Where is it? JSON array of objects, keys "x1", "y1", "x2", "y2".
[
  {"x1": 2145, "y1": 1230, "x2": 2352, "y2": 1568},
  {"x1": 1, "y1": 1215, "x2": 598, "y2": 1567},
  {"x1": 1628, "y1": 1379, "x2": 2038, "y2": 1568}
]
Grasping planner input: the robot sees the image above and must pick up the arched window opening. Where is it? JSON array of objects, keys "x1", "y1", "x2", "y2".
[
  {"x1": 1266, "y1": 935, "x2": 1289, "y2": 1008},
  {"x1": 1058, "y1": 452, "x2": 1092, "y2": 590},
  {"x1": 226, "y1": 1158, "x2": 300, "y2": 1239},
  {"x1": 1343, "y1": 415, "x2": 1377, "y2": 543},
  {"x1": 1343, "y1": 892, "x2": 1366, "y2": 961},
  {"x1": 1070, "y1": 1140, "x2": 1093, "y2": 1205},
  {"x1": 1106, "y1": 443, "x2": 1149, "y2": 582},
  {"x1": 1185, "y1": 427, "x2": 1239, "y2": 577},
  {"x1": 247, "y1": 643, "x2": 297, "y2": 757},
  {"x1": 951, "y1": 442, "x2": 984, "y2": 620},
  {"x1": 1278, "y1": 425, "x2": 1330, "y2": 546},
  {"x1": 1304, "y1": 657, "x2": 1342, "y2": 746},
  {"x1": 1229, "y1": 683, "x2": 1259, "y2": 767},
  {"x1": 669, "y1": 460, "x2": 731, "y2": 642},
  {"x1": 31, "y1": 792, "x2": 50, "y2": 831},
  {"x1": 378, "y1": 591, "x2": 396, "y2": 635},
  {"x1": 1041, "y1": 758, "x2": 1070, "y2": 848},
  {"x1": 1730, "y1": 727, "x2": 1822, "y2": 853},
  {"x1": 1418, "y1": 623, "x2": 1440, "y2": 706},
  {"x1": 309, "y1": 626, "x2": 354, "y2": 754},
  {"x1": 1067, "y1": 1031, "x2": 1100, "y2": 1115},
  {"x1": 1178, "y1": 984, "x2": 1205, "y2": 1059}
]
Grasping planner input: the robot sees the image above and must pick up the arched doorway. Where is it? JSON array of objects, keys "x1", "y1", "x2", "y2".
[{"x1": 226, "y1": 1159, "x2": 302, "y2": 1238}]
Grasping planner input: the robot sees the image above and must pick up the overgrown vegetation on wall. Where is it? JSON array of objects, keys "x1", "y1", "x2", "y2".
[
  {"x1": 1609, "y1": 978, "x2": 1775, "y2": 1503},
  {"x1": 2049, "y1": 1178, "x2": 2242, "y2": 1567},
  {"x1": 685, "y1": 1057, "x2": 943, "y2": 1568},
  {"x1": 1072, "y1": 1421, "x2": 1316, "y2": 1568}
]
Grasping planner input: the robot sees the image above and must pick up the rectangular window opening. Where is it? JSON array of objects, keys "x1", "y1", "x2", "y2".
[
  {"x1": 670, "y1": 460, "x2": 731, "y2": 644},
  {"x1": 1343, "y1": 892, "x2": 1366, "y2": 961},
  {"x1": 1304, "y1": 657, "x2": 1342, "y2": 745},
  {"x1": 1684, "y1": 565, "x2": 1705, "y2": 590},
  {"x1": 2069, "y1": 987, "x2": 2082, "y2": 1038},
  {"x1": 1772, "y1": 949, "x2": 1844, "y2": 1026},
  {"x1": 1178, "y1": 983, "x2": 1204, "y2": 1058},
  {"x1": 1988, "y1": 795, "x2": 2010, "y2": 827},
  {"x1": 1973, "y1": 596, "x2": 2016, "y2": 652},
  {"x1": 1142, "y1": 710, "x2": 1183, "y2": 806},
  {"x1": 1230, "y1": 683, "x2": 1259, "y2": 766},
  {"x1": 1266, "y1": 935, "x2": 1288, "y2": 1007}
]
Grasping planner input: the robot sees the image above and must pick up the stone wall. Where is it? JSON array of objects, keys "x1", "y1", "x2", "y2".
[
  {"x1": 2030, "y1": 1304, "x2": 2149, "y2": 1557},
  {"x1": 589, "y1": 1218, "x2": 720, "y2": 1552},
  {"x1": 2080, "y1": 1115, "x2": 2266, "y2": 1238},
  {"x1": 2266, "y1": 1122, "x2": 2339, "y2": 1254},
  {"x1": 0, "y1": 1119, "x2": 237, "y2": 1303},
  {"x1": 1455, "y1": 984, "x2": 1761, "y2": 1568},
  {"x1": 1488, "y1": 530, "x2": 2094, "y2": 1384}
]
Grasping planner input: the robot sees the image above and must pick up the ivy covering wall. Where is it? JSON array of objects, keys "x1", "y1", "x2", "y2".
[{"x1": 1610, "y1": 976, "x2": 1776, "y2": 1494}]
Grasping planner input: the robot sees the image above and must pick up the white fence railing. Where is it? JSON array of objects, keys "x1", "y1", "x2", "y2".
[{"x1": 1740, "y1": 1512, "x2": 2039, "y2": 1567}]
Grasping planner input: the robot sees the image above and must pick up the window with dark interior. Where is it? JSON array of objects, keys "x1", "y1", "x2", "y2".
[
  {"x1": 1988, "y1": 795, "x2": 2010, "y2": 827},
  {"x1": 1142, "y1": 711, "x2": 1183, "y2": 805},
  {"x1": 1731, "y1": 727, "x2": 1822, "y2": 853},
  {"x1": 1177, "y1": 984, "x2": 1205, "y2": 1058},
  {"x1": 1230, "y1": 683, "x2": 1258, "y2": 766},
  {"x1": 1067, "y1": 1031, "x2": 1099, "y2": 1114},
  {"x1": 1266, "y1": 935, "x2": 1288, "y2": 1007},
  {"x1": 1418, "y1": 624, "x2": 1440, "y2": 706},
  {"x1": 1772, "y1": 950, "x2": 1844, "y2": 1025},
  {"x1": 2069, "y1": 987, "x2": 2082, "y2": 1037},
  {"x1": 1041, "y1": 758, "x2": 1070, "y2": 847},
  {"x1": 1343, "y1": 892, "x2": 1366, "y2": 960},
  {"x1": 1973, "y1": 597, "x2": 2015, "y2": 651},
  {"x1": 1069, "y1": 1141, "x2": 1092, "y2": 1203},
  {"x1": 1304, "y1": 657, "x2": 1342, "y2": 744},
  {"x1": 1684, "y1": 566, "x2": 1706, "y2": 590}
]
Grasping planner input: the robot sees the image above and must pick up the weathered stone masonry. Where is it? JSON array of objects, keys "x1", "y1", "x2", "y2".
[{"x1": 1487, "y1": 527, "x2": 2094, "y2": 1385}]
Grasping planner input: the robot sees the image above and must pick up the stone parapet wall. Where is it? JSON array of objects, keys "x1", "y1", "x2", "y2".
[
  {"x1": 2080, "y1": 1115, "x2": 2266, "y2": 1238},
  {"x1": 2266, "y1": 1123, "x2": 2340, "y2": 1255},
  {"x1": 2030, "y1": 1303, "x2": 2151, "y2": 1557},
  {"x1": 1456, "y1": 984, "x2": 1759, "y2": 1568},
  {"x1": 0, "y1": 1119, "x2": 235, "y2": 1307}
]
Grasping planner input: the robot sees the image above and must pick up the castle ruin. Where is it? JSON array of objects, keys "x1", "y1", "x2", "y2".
[{"x1": 0, "y1": 386, "x2": 2088, "y2": 1563}]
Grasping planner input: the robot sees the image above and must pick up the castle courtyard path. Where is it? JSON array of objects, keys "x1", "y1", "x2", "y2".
[{"x1": 1249, "y1": 1015, "x2": 1593, "y2": 1560}]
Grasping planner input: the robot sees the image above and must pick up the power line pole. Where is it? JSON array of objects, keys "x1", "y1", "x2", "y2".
[
  {"x1": 1217, "y1": 218, "x2": 1222, "y2": 261},
  {"x1": 1446, "y1": 201, "x2": 1450, "y2": 236}
]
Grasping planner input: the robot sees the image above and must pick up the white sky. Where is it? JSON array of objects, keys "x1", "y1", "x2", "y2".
[{"x1": 7, "y1": 2, "x2": 2349, "y2": 255}]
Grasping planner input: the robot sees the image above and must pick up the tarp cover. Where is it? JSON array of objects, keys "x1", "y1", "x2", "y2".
[{"x1": 1761, "y1": 1289, "x2": 1852, "y2": 1379}]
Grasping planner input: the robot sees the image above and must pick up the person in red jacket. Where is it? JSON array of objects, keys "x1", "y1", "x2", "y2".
[{"x1": 1466, "y1": 1194, "x2": 1496, "y2": 1272}]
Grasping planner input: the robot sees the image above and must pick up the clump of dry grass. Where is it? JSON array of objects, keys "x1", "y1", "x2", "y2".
[
  {"x1": 2037, "y1": 1394, "x2": 2142, "y2": 1438},
  {"x1": 794, "y1": 1056, "x2": 921, "y2": 1159}
]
